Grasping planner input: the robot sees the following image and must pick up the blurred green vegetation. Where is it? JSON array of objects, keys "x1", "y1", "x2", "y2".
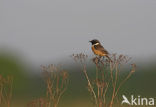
[
  {"x1": 0, "y1": 52, "x2": 156, "y2": 107},
  {"x1": 0, "y1": 53, "x2": 28, "y2": 95},
  {"x1": 0, "y1": 53, "x2": 46, "y2": 106}
]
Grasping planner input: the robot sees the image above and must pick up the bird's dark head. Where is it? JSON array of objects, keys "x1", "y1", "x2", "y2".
[{"x1": 89, "y1": 39, "x2": 100, "y2": 45}]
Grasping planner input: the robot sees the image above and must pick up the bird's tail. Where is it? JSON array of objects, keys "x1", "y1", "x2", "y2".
[{"x1": 106, "y1": 55, "x2": 112, "y2": 62}]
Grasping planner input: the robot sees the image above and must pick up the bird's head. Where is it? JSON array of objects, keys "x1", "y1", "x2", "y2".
[{"x1": 89, "y1": 39, "x2": 100, "y2": 45}]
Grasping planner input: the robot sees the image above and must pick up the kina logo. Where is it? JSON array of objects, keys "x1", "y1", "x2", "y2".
[{"x1": 121, "y1": 95, "x2": 155, "y2": 106}]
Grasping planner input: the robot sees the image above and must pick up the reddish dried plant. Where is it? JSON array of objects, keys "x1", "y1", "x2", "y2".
[
  {"x1": 72, "y1": 53, "x2": 136, "y2": 107},
  {"x1": 0, "y1": 75, "x2": 13, "y2": 107},
  {"x1": 28, "y1": 64, "x2": 69, "y2": 107},
  {"x1": 27, "y1": 97, "x2": 50, "y2": 107},
  {"x1": 106, "y1": 54, "x2": 136, "y2": 107}
]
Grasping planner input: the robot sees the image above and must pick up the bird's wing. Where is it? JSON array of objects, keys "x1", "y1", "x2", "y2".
[{"x1": 94, "y1": 44, "x2": 109, "y2": 54}]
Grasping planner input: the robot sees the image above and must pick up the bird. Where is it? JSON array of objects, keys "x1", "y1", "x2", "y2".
[{"x1": 89, "y1": 39, "x2": 112, "y2": 62}]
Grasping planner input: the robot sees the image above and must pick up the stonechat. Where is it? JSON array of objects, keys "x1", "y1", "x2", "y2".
[{"x1": 89, "y1": 39, "x2": 112, "y2": 62}]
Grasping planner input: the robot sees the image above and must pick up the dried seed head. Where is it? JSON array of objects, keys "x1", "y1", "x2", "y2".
[
  {"x1": 92, "y1": 57, "x2": 99, "y2": 64},
  {"x1": 62, "y1": 71, "x2": 68, "y2": 80},
  {"x1": 95, "y1": 79, "x2": 105, "y2": 88},
  {"x1": 40, "y1": 65, "x2": 47, "y2": 72},
  {"x1": 131, "y1": 63, "x2": 136, "y2": 73},
  {"x1": 72, "y1": 53, "x2": 88, "y2": 63}
]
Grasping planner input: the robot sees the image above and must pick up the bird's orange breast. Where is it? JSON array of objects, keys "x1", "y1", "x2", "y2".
[{"x1": 91, "y1": 46, "x2": 107, "y2": 56}]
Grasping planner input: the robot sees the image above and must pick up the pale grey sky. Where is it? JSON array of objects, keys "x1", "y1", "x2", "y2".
[{"x1": 0, "y1": 0, "x2": 156, "y2": 64}]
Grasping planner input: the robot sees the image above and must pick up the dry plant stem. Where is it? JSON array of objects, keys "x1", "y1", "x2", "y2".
[
  {"x1": 109, "y1": 62, "x2": 115, "y2": 107},
  {"x1": 114, "y1": 71, "x2": 133, "y2": 98},
  {"x1": 96, "y1": 66, "x2": 100, "y2": 105},
  {"x1": 0, "y1": 76, "x2": 13, "y2": 107},
  {"x1": 94, "y1": 59, "x2": 109, "y2": 107},
  {"x1": 7, "y1": 77, "x2": 13, "y2": 107},
  {"x1": 109, "y1": 60, "x2": 120, "y2": 107},
  {"x1": 83, "y1": 65, "x2": 98, "y2": 106},
  {"x1": 27, "y1": 97, "x2": 50, "y2": 107},
  {"x1": 46, "y1": 79, "x2": 53, "y2": 103},
  {"x1": 95, "y1": 60, "x2": 110, "y2": 107},
  {"x1": 110, "y1": 71, "x2": 133, "y2": 107},
  {"x1": 33, "y1": 64, "x2": 69, "y2": 107},
  {"x1": 109, "y1": 56, "x2": 135, "y2": 107},
  {"x1": 103, "y1": 83, "x2": 109, "y2": 106},
  {"x1": 73, "y1": 53, "x2": 135, "y2": 107},
  {"x1": 110, "y1": 62, "x2": 119, "y2": 107},
  {"x1": 110, "y1": 62, "x2": 114, "y2": 88},
  {"x1": 95, "y1": 64, "x2": 105, "y2": 107}
]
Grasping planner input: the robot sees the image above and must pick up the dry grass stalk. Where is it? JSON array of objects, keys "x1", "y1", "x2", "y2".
[
  {"x1": 27, "y1": 97, "x2": 50, "y2": 107},
  {"x1": 72, "y1": 53, "x2": 98, "y2": 106},
  {"x1": 0, "y1": 75, "x2": 13, "y2": 107},
  {"x1": 107, "y1": 54, "x2": 135, "y2": 107},
  {"x1": 28, "y1": 64, "x2": 69, "y2": 107},
  {"x1": 72, "y1": 53, "x2": 136, "y2": 107}
]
